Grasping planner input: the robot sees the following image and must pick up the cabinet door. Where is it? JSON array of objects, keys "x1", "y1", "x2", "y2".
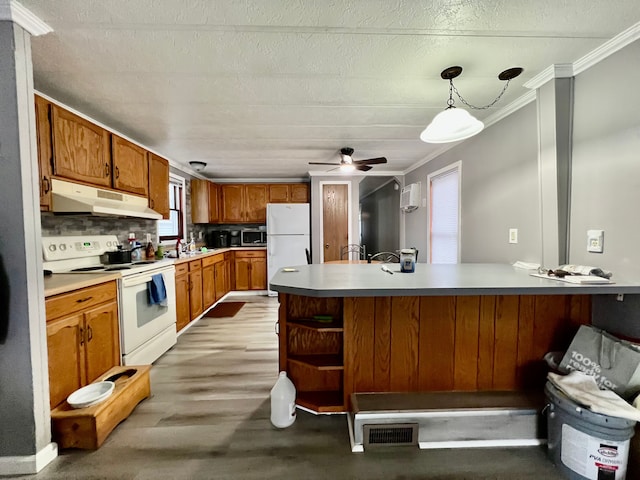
[
  {"x1": 220, "y1": 184, "x2": 245, "y2": 223},
  {"x1": 46, "y1": 313, "x2": 85, "y2": 409},
  {"x1": 189, "y1": 270, "x2": 203, "y2": 320},
  {"x1": 202, "y1": 265, "x2": 215, "y2": 309},
  {"x1": 191, "y1": 179, "x2": 210, "y2": 224},
  {"x1": 290, "y1": 183, "x2": 310, "y2": 203},
  {"x1": 175, "y1": 273, "x2": 190, "y2": 332},
  {"x1": 268, "y1": 184, "x2": 289, "y2": 203},
  {"x1": 148, "y1": 153, "x2": 170, "y2": 218},
  {"x1": 250, "y1": 257, "x2": 267, "y2": 290},
  {"x1": 235, "y1": 257, "x2": 251, "y2": 291},
  {"x1": 214, "y1": 261, "x2": 226, "y2": 301},
  {"x1": 245, "y1": 184, "x2": 268, "y2": 223},
  {"x1": 35, "y1": 95, "x2": 53, "y2": 211},
  {"x1": 208, "y1": 182, "x2": 219, "y2": 223},
  {"x1": 112, "y1": 135, "x2": 149, "y2": 196},
  {"x1": 51, "y1": 105, "x2": 111, "y2": 188},
  {"x1": 83, "y1": 301, "x2": 120, "y2": 384}
]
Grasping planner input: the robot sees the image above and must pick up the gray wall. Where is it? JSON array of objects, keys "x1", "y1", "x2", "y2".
[
  {"x1": 360, "y1": 179, "x2": 401, "y2": 256},
  {"x1": 569, "y1": 39, "x2": 640, "y2": 280},
  {"x1": 405, "y1": 103, "x2": 540, "y2": 264}
]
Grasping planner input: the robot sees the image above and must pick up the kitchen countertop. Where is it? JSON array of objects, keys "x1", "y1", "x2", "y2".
[
  {"x1": 269, "y1": 263, "x2": 640, "y2": 298},
  {"x1": 44, "y1": 272, "x2": 122, "y2": 297},
  {"x1": 172, "y1": 246, "x2": 266, "y2": 265}
]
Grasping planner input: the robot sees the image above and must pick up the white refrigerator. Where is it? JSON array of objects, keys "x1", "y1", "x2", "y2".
[{"x1": 267, "y1": 203, "x2": 310, "y2": 296}]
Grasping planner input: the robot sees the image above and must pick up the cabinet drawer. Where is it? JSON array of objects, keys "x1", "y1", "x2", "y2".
[
  {"x1": 175, "y1": 263, "x2": 189, "y2": 276},
  {"x1": 46, "y1": 281, "x2": 117, "y2": 321},
  {"x1": 202, "y1": 255, "x2": 217, "y2": 268},
  {"x1": 188, "y1": 259, "x2": 202, "y2": 272},
  {"x1": 235, "y1": 250, "x2": 266, "y2": 259}
]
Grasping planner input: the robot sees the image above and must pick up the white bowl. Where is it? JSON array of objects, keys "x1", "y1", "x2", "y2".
[{"x1": 67, "y1": 381, "x2": 115, "y2": 409}]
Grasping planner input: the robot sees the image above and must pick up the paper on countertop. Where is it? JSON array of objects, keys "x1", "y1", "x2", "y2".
[
  {"x1": 548, "y1": 371, "x2": 640, "y2": 422},
  {"x1": 530, "y1": 273, "x2": 614, "y2": 284},
  {"x1": 512, "y1": 261, "x2": 541, "y2": 270}
]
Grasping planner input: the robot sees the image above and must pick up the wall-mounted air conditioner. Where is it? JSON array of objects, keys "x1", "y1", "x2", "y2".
[{"x1": 400, "y1": 183, "x2": 420, "y2": 212}]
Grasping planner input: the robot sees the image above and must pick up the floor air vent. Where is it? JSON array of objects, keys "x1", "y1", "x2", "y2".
[{"x1": 363, "y1": 423, "x2": 418, "y2": 448}]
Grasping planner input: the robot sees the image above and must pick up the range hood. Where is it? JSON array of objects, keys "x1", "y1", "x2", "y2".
[{"x1": 50, "y1": 178, "x2": 162, "y2": 220}]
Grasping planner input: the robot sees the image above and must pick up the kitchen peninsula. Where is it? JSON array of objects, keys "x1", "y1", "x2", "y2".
[{"x1": 270, "y1": 263, "x2": 640, "y2": 413}]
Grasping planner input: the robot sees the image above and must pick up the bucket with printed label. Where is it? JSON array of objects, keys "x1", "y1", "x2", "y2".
[{"x1": 545, "y1": 381, "x2": 636, "y2": 480}]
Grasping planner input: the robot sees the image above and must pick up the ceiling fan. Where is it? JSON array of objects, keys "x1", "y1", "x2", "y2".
[{"x1": 309, "y1": 147, "x2": 387, "y2": 172}]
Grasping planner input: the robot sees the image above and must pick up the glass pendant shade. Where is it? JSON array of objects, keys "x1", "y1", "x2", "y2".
[
  {"x1": 340, "y1": 163, "x2": 355, "y2": 172},
  {"x1": 420, "y1": 107, "x2": 484, "y2": 144}
]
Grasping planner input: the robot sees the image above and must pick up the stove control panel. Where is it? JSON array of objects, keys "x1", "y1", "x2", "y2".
[{"x1": 42, "y1": 235, "x2": 121, "y2": 261}]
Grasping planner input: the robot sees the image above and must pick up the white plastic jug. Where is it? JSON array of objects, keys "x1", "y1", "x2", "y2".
[{"x1": 270, "y1": 371, "x2": 296, "y2": 428}]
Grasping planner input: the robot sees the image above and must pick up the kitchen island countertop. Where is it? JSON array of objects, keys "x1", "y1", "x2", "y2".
[{"x1": 270, "y1": 263, "x2": 640, "y2": 297}]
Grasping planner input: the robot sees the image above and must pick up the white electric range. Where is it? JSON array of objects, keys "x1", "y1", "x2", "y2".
[{"x1": 42, "y1": 235, "x2": 177, "y2": 365}]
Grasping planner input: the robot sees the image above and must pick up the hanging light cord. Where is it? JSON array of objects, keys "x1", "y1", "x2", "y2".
[{"x1": 450, "y1": 79, "x2": 512, "y2": 110}]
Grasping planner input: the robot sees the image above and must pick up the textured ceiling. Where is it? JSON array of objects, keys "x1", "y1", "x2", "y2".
[{"x1": 18, "y1": 0, "x2": 640, "y2": 179}]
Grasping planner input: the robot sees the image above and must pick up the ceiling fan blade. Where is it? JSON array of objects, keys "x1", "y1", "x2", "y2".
[
  {"x1": 356, "y1": 165, "x2": 372, "y2": 172},
  {"x1": 309, "y1": 162, "x2": 340, "y2": 165},
  {"x1": 353, "y1": 157, "x2": 387, "y2": 165}
]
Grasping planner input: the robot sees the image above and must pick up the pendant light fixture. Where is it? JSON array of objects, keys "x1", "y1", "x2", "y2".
[{"x1": 420, "y1": 66, "x2": 523, "y2": 144}]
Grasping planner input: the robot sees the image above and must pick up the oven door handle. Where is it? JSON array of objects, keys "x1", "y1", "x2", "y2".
[{"x1": 121, "y1": 267, "x2": 174, "y2": 287}]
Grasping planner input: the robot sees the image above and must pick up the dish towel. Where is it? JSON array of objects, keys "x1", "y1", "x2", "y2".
[
  {"x1": 148, "y1": 273, "x2": 167, "y2": 306},
  {"x1": 548, "y1": 371, "x2": 640, "y2": 422}
]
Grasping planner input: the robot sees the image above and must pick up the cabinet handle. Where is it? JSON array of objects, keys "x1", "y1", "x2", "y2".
[
  {"x1": 325, "y1": 244, "x2": 329, "y2": 249},
  {"x1": 104, "y1": 163, "x2": 110, "y2": 177},
  {"x1": 87, "y1": 325, "x2": 93, "y2": 342},
  {"x1": 79, "y1": 327, "x2": 84, "y2": 346},
  {"x1": 150, "y1": 199, "x2": 154, "y2": 208},
  {"x1": 275, "y1": 321, "x2": 279, "y2": 335},
  {"x1": 115, "y1": 166, "x2": 120, "y2": 179},
  {"x1": 42, "y1": 176, "x2": 50, "y2": 193},
  {"x1": 76, "y1": 296, "x2": 93, "y2": 303}
]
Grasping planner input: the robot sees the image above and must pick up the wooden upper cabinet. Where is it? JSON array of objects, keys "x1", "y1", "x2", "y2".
[
  {"x1": 290, "y1": 183, "x2": 310, "y2": 203},
  {"x1": 268, "y1": 183, "x2": 310, "y2": 204},
  {"x1": 35, "y1": 95, "x2": 53, "y2": 211},
  {"x1": 111, "y1": 135, "x2": 148, "y2": 196},
  {"x1": 191, "y1": 179, "x2": 219, "y2": 224},
  {"x1": 148, "y1": 153, "x2": 170, "y2": 219},
  {"x1": 51, "y1": 105, "x2": 112, "y2": 188},
  {"x1": 220, "y1": 184, "x2": 245, "y2": 223},
  {"x1": 245, "y1": 184, "x2": 268, "y2": 222}
]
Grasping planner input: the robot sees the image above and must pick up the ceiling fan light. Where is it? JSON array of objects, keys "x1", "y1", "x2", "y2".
[
  {"x1": 340, "y1": 163, "x2": 356, "y2": 173},
  {"x1": 420, "y1": 107, "x2": 484, "y2": 144}
]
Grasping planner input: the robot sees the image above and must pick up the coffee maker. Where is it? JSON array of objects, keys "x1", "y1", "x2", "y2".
[{"x1": 206, "y1": 230, "x2": 230, "y2": 248}]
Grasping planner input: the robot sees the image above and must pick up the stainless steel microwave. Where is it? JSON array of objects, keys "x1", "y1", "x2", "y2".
[{"x1": 241, "y1": 229, "x2": 266, "y2": 246}]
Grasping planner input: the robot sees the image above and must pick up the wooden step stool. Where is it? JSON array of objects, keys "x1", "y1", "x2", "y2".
[{"x1": 51, "y1": 365, "x2": 151, "y2": 449}]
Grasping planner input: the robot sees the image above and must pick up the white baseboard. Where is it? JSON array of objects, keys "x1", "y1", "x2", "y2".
[{"x1": 0, "y1": 442, "x2": 57, "y2": 475}]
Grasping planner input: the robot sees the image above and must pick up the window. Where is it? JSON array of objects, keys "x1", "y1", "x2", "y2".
[
  {"x1": 428, "y1": 163, "x2": 460, "y2": 263},
  {"x1": 158, "y1": 174, "x2": 186, "y2": 242}
]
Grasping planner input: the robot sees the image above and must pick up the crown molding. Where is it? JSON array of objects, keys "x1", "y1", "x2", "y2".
[
  {"x1": 0, "y1": 0, "x2": 52, "y2": 36},
  {"x1": 573, "y1": 21, "x2": 640, "y2": 75},
  {"x1": 523, "y1": 64, "x2": 574, "y2": 90}
]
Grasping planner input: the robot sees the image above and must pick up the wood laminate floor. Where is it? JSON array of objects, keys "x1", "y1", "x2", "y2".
[{"x1": 24, "y1": 295, "x2": 569, "y2": 480}]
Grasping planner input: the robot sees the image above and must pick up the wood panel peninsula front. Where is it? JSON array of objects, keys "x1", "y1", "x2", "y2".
[{"x1": 269, "y1": 263, "x2": 640, "y2": 413}]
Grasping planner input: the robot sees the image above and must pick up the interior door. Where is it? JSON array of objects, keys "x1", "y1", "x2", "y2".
[{"x1": 322, "y1": 184, "x2": 349, "y2": 262}]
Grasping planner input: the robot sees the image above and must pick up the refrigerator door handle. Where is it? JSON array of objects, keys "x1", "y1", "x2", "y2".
[{"x1": 267, "y1": 236, "x2": 274, "y2": 266}]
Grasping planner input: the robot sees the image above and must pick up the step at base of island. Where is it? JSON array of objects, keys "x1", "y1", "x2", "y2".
[{"x1": 348, "y1": 391, "x2": 547, "y2": 453}]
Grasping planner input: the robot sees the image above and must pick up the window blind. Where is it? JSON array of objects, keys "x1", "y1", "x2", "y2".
[{"x1": 430, "y1": 168, "x2": 459, "y2": 263}]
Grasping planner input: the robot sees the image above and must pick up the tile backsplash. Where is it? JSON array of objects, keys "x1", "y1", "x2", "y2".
[{"x1": 41, "y1": 213, "x2": 157, "y2": 246}]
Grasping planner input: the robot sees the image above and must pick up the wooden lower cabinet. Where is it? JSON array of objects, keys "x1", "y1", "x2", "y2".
[
  {"x1": 175, "y1": 263, "x2": 190, "y2": 332},
  {"x1": 202, "y1": 256, "x2": 216, "y2": 310},
  {"x1": 234, "y1": 250, "x2": 266, "y2": 291},
  {"x1": 188, "y1": 260, "x2": 203, "y2": 320},
  {"x1": 46, "y1": 281, "x2": 120, "y2": 410}
]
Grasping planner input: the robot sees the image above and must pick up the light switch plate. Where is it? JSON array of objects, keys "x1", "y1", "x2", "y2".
[
  {"x1": 509, "y1": 228, "x2": 518, "y2": 244},
  {"x1": 587, "y1": 229, "x2": 604, "y2": 253}
]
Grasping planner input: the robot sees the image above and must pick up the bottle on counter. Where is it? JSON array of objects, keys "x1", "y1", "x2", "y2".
[
  {"x1": 189, "y1": 232, "x2": 196, "y2": 254},
  {"x1": 145, "y1": 233, "x2": 155, "y2": 260},
  {"x1": 176, "y1": 238, "x2": 184, "y2": 258},
  {"x1": 129, "y1": 233, "x2": 142, "y2": 262}
]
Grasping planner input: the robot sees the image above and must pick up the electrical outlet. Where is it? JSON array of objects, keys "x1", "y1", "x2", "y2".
[
  {"x1": 509, "y1": 228, "x2": 518, "y2": 244},
  {"x1": 587, "y1": 229, "x2": 604, "y2": 253}
]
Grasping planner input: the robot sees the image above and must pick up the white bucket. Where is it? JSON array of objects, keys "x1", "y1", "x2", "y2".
[{"x1": 270, "y1": 371, "x2": 296, "y2": 428}]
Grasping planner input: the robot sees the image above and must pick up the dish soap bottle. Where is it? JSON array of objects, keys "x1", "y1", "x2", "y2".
[
  {"x1": 145, "y1": 233, "x2": 155, "y2": 260},
  {"x1": 189, "y1": 232, "x2": 196, "y2": 254}
]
